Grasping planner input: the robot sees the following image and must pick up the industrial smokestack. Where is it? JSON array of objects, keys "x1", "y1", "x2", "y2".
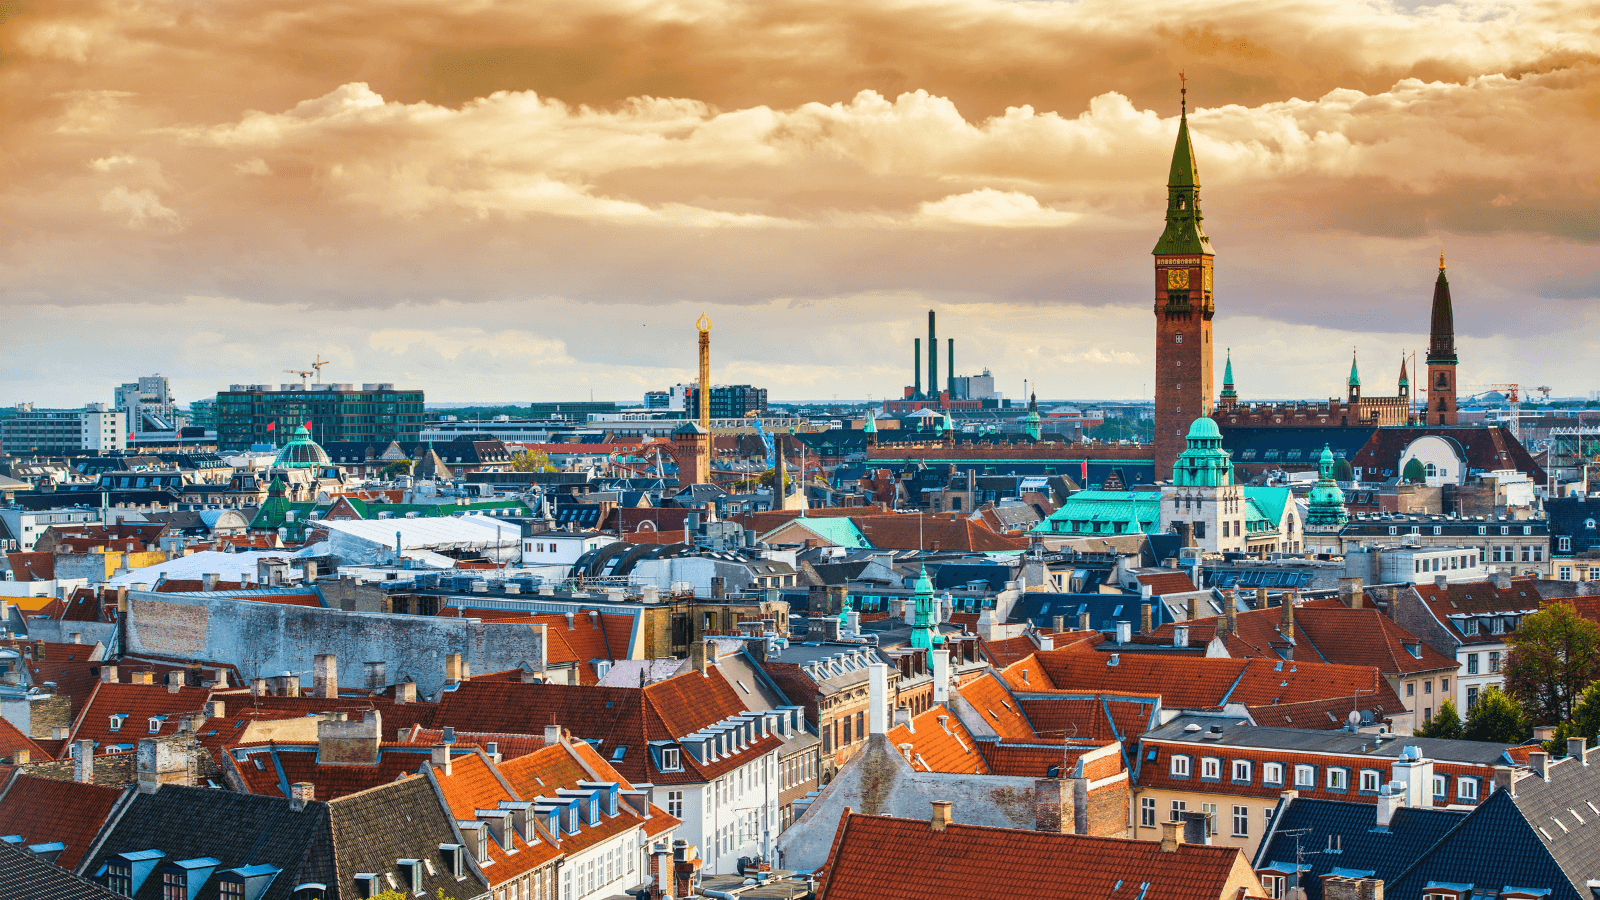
[
  {"x1": 928, "y1": 310, "x2": 938, "y2": 402},
  {"x1": 948, "y1": 338, "x2": 955, "y2": 398},
  {"x1": 914, "y1": 338, "x2": 922, "y2": 398}
]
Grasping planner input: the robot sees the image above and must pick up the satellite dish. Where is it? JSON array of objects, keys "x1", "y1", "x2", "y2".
[{"x1": 1347, "y1": 710, "x2": 1362, "y2": 726}]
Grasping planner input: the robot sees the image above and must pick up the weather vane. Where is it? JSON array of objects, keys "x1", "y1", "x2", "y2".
[{"x1": 1179, "y1": 70, "x2": 1187, "y2": 116}]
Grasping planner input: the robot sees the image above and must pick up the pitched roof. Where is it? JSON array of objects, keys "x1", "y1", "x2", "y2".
[
  {"x1": 957, "y1": 671, "x2": 1038, "y2": 740},
  {"x1": 227, "y1": 741, "x2": 453, "y2": 801},
  {"x1": 1137, "y1": 572, "x2": 1197, "y2": 595},
  {"x1": 885, "y1": 706, "x2": 989, "y2": 774},
  {"x1": 4, "y1": 552, "x2": 54, "y2": 581},
  {"x1": 428, "y1": 752, "x2": 562, "y2": 880},
  {"x1": 326, "y1": 774, "x2": 488, "y2": 900},
  {"x1": 1140, "y1": 605, "x2": 1457, "y2": 676},
  {"x1": 1252, "y1": 798, "x2": 1466, "y2": 900},
  {"x1": 0, "y1": 840, "x2": 124, "y2": 900},
  {"x1": 68, "y1": 681, "x2": 212, "y2": 753},
  {"x1": 0, "y1": 774, "x2": 127, "y2": 870},
  {"x1": 79, "y1": 784, "x2": 333, "y2": 900},
  {"x1": 1015, "y1": 693, "x2": 1161, "y2": 744},
  {"x1": 1412, "y1": 577, "x2": 1544, "y2": 644},
  {"x1": 852, "y1": 515, "x2": 1027, "y2": 552},
  {"x1": 973, "y1": 740, "x2": 1111, "y2": 778},
  {"x1": 815, "y1": 813, "x2": 1260, "y2": 900},
  {"x1": 0, "y1": 713, "x2": 47, "y2": 764},
  {"x1": 497, "y1": 741, "x2": 679, "y2": 850}
]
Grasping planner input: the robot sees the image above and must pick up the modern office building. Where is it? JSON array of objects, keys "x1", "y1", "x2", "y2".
[
  {"x1": 213, "y1": 383, "x2": 425, "y2": 451},
  {"x1": 0, "y1": 403, "x2": 125, "y2": 456},
  {"x1": 115, "y1": 374, "x2": 180, "y2": 436}
]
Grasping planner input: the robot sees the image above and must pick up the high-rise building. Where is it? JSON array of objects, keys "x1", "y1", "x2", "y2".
[
  {"x1": 214, "y1": 382, "x2": 425, "y2": 451},
  {"x1": 115, "y1": 374, "x2": 180, "y2": 436},
  {"x1": 1152, "y1": 94, "x2": 1215, "y2": 480},
  {"x1": 0, "y1": 403, "x2": 125, "y2": 456}
]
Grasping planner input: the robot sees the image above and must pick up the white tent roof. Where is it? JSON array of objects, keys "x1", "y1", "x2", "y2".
[
  {"x1": 319, "y1": 515, "x2": 519, "y2": 551},
  {"x1": 105, "y1": 548, "x2": 318, "y2": 586}
]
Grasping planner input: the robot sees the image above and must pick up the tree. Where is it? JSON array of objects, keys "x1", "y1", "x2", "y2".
[
  {"x1": 510, "y1": 449, "x2": 554, "y2": 473},
  {"x1": 1503, "y1": 603, "x2": 1600, "y2": 725},
  {"x1": 1463, "y1": 686, "x2": 1530, "y2": 743},
  {"x1": 757, "y1": 467, "x2": 791, "y2": 491},
  {"x1": 1569, "y1": 680, "x2": 1600, "y2": 742},
  {"x1": 1417, "y1": 699, "x2": 1463, "y2": 739},
  {"x1": 380, "y1": 460, "x2": 414, "y2": 478}
]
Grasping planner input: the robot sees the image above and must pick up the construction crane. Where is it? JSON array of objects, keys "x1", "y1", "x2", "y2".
[
  {"x1": 1536, "y1": 385, "x2": 1552, "y2": 401},
  {"x1": 1491, "y1": 384, "x2": 1522, "y2": 443},
  {"x1": 752, "y1": 417, "x2": 777, "y2": 472},
  {"x1": 310, "y1": 354, "x2": 330, "y2": 383},
  {"x1": 283, "y1": 367, "x2": 315, "y2": 389}
]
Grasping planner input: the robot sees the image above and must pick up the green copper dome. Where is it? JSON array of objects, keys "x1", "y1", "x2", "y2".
[
  {"x1": 272, "y1": 425, "x2": 331, "y2": 469},
  {"x1": 1172, "y1": 416, "x2": 1231, "y2": 487},
  {"x1": 1305, "y1": 444, "x2": 1349, "y2": 530},
  {"x1": 1187, "y1": 416, "x2": 1222, "y2": 440}
]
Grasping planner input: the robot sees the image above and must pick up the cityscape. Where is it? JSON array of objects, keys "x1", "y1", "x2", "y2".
[{"x1": 2, "y1": 2, "x2": 1599, "y2": 900}]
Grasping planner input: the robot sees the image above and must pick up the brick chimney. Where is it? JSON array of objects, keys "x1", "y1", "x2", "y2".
[
  {"x1": 1569, "y1": 737, "x2": 1589, "y2": 765},
  {"x1": 445, "y1": 653, "x2": 463, "y2": 685},
  {"x1": 317, "y1": 708, "x2": 382, "y2": 766},
  {"x1": 690, "y1": 639, "x2": 712, "y2": 676},
  {"x1": 1324, "y1": 875, "x2": 1384, "y2": 900},
  {"x1": 1078, "y1": 610, "x2": 1091, "y2": 631},
  {"x1": 74, "y1": 740, "x2": 94, "y2": 783},
  {"x1": 100, "y1": 665, "x2": 119, "y2": 684},
  {"x1": 1052, "y1": 615, "x2": 1065, "y2": 633},
  {"x1": 1281, "y1": 592, "x2": 1296, "y2": 643},
  {"x1": 1034, "y1": 778, "x2": 1075, "y2": 834},
  {"x1": 1159, "y1": 821, "x2": 1183, "y2": 852},
  {"x1": 166, "y1": 671, "x2": 183, "y2": 694},
  {"x1": 394, "y1": 681, "x2": 416, "y2": 704},
  {"x1": 1141, "y1": 603, "x2": 1153, "y2": 634},
  {"x1": 929, "y1": 800, "x2": 953, "y2": 832},
  {"x1": 136, "y1": 738, "x2": 192, "y2": 794},
  {"x1": 1221, "y1": 590, "x2": 1238, "y2": 637},
  {"x1": 312, "y1": 653, "x2": 338, "y2": 699},
  {"x1": 289, "y1": 781, "x2": 314, "y2": 811}
]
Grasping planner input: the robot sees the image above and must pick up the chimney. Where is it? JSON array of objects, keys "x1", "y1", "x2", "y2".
[
  {"x1": 1374, "y1": 781, "x2": 1405, "y2": 829},
  {"x1": 1141, "y1": 603, "x2": 1153, "y2": 634},
  {"x1": 12, "y1": 749, "x2": 27, "y2": 765},
  {"x1": 289, "y1": 781, "x2": 314, "y2": 811},
  {"x1": 133, "y1": 670, "x2": 154, "y2": 685},
  {"x1": 1494, "y1": 765, "x2": 1517, "y2": 797},
  {"x1": 1324, "y1": 876, "x2": 1385, "y2": 900},
  {"x1": 932, "y1": 649, "x2": 950, "y2": 704},
  {"x1": 1255, "y1": 587, "x2": 1268, "y2": 611},
  {"x1": 136, "y1": 739, "x2": 191, "y2": 793},
  {"x1": 165, "y1": 671, "x2": 183, "y2": 693},
  {"x1": 312, "y1": 653, "x2": 338, "y2": 699},
  {"x1": 929, "y1": 800, "x2": 953, "y2": 832},
  {"x1": 1180, "y1": 810, "x2": 1210, "y2": 845},
  {"x1": 1391, "y1": 746, "x2": 1435, "y2": 807},
  {"x1": 1052, "y1": 615, "x2": 1065, "y2": 633},
  {"x1": 432, "y1": 743, "x2": 452, "y2": 776},
  {"x1": 1534, "y1": 726, "x2": 1557, "y2": 742},
  {"x1": 711, "y1": 576, "x2": 725, "y2": 600},
  {"x1": 1140, "y1": 582, "x2": 1153, "y2": 602},
  {"x1": 250, "y1": 677, "x2": 268, "y2": 697},
  {"x1": 1159, "y1": 821, "x2": 1182, "y2": 853},
  {"x1": 868, "y1": 663, "x2": 890, "y2": 735},
  {"x1": 1078, "y1": 610, "x2": 1091, "y2": 631},
  {"x1": 317, "y1": 708, "x2": 382, "y2": 765},
  {"x1": 1281, "y1": 593, "x2": 1295, "y2": 642},
  {"x1": 1186, "y1": 597, "x2": 1197, "y2": 621},
  {"x1": 206, "y1": 700, "x2": 225, "y2": 719},
  {"x1": 101, "y1": 665, "x2": 119, "y2": 684},
  {"x1": 1434, "y1": 574, "x2": 1448, "y2": 588},
  {"x1": 445, "y1": 653, "x2": 463, "y2": 684},
  {"x1": 690, "y1": 639, "x2": 712, "y2": 676},
  {"x1": 1174, "y1": 625, "x2": 1190, "y2": 649},
  {"x1": 201, "y1": 573, "x2": 219, "y2": 592},
  {"x1": 1569, "y1": 737, "x2": 1589, "y2": 765},
  {"x1": 1493, "y1": 572, "x2": 1512, "y2": 590},
  {"x1": 545, "y1": 724, "x2": 564, "y2": 746},
  {"x1": 1034, "y1": 778, "x2": 1075, "y2": 834},
  {"x1": 1530, "y1": 751, "x2": 1549, "y2": 780},
  {"x1": 394, "y1": 681, "x2": 416, "y2": 704},
  {"x1": 74, "y1": 740, "x2": 95, "y2": 783},
  {"x1": 1222, "y1": 591, "x2": 1238, "y2": 636}
]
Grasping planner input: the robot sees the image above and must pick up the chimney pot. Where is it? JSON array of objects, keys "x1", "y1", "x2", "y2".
[
  {"x1": 929, "y1": 800, "x2": 953, "y2": 831},
  {"x1": 432, "y1": 743, "x2": 452, "y2": 776},
  {"x1": 1569, "y1": 737, "x2": 1589, "y2": 765},
  {"x1": 289, "y1": 781, "x2": 314, "y2": 811}
]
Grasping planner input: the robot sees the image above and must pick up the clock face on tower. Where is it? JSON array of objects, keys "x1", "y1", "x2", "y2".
[{"x1": 1167, "y1": 268, "x2": 1190, "y2": 289}]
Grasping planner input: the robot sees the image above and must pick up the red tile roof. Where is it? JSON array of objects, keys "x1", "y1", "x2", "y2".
[
  {"x1": 974, "y1": 740, "x2": 1113, "y2": 778},
  {"x1": 229, "y1": 742, "x2": 454, "y2": 800},
  {"x1": 1136, "y1": 742, "x2": 1496, "y2": 807},
  {"x1": 980, "y1": 635, "x2": 1043, "y2": 668},
  {"x1": 815, "y1": 813, "x2": 1264, "y2": 900},
  {"x1": 208, "y1": 691, "x2": 442, "y2": 733},
  {"x1": 153, "y1": 579, "x2": 245, "y2": 592},
  {"x1": 498, "y1": 741, "x2": 679, "y2": 850},
  {"x1": 1015, "y1": 694, "x2": 1160, "y2": 743},
  {"x1": 885, "y1": 706, "x2": 989, "y2": 774},
  {"x1": 957, "y1": 672, "x2": 1037, "y2": 741},
  {"x1": 0, "y1": 717, "x2": 45, "y2": 764},
  {"x1": 1412, "y1": 577, "x2": 1544, "y2": 644},
  {"x1": 1137, "y1": 572, "x2": 1198, "y2": 595},
  {"x1": 1140, "y1": 605, "x2": 1457, "y2": 676},
  {"x1": 1, "y1": 640, "x2": 105, "y2": 719},
  {"x1": 431, "y1": 752, "x2": 561, "y2": 881},
  {"x1": 68, "y1": 681, "x2": 213, "y2": 752},
  {"x1": 3, "y1": 552, "x2": 53, "y2": 581},
  {"x1": 435, "y1": 667, "x2": 771, "y2": 785},
  {"x1": 0, "y1": 774, "x2": 126, "y2": 869},
  {"x1": 852, "y1": 515, "x2": 1027, "y2": 552}
]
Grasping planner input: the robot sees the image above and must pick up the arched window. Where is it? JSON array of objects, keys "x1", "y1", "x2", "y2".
[
  {"x1": 1425, "y1": 463, "x2": 1437, "y2": 477},
  {"x1": 1586, "y1": 519, "x2": 1597, "y2": 530}
]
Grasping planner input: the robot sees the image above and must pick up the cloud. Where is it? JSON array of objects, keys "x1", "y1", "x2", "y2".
[
  {"x1": 98, "y1": 186, "x2": 181, "y2": 230},
  {"x1": 918, "y1": 189, "x2": 1081, "y2": 228},
  {"x1": 233, "y1": 157, "x2": 271, "y2": 175}
]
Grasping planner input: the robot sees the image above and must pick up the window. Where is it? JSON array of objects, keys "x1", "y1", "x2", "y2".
[
  {"x1": 1326, "y1": 768, "x2": 1348, "y2": 791},
  {"x1": 1263, "y1": 763, "x2": 1283, "y2": 786},
  {"x1": 1441, "y1": 677, "x2": 1449, "y2": 692},
  {"x1": 1467, "y1": 686, "x2": 1479, "y2": 709},
  {"x1": 1424, "y1": 680, "x2": 1433, "y2": 695},
  {"x1": 1176, "y1": 333, "x2": 1184, "y2": 343},
  {"x1": 1406, "y1": 682, "x2": 1415, "y2": 697},
  {"x1": 1294, "y1": 765, "x2": 1315, "y2": 789},
  {"x1": 1262, "y1": 875, "x2": 1286, "y2": 899},
  {"x1": 1561, "y1": 566, "x2": 1574, "y2": 581},
  {"x1": 1170, "y1": 754, "x2": 1191, "y2": 778},
  {"x1": 1232, "y1": 805, "x2": 1250, "y2": 838},
  {"x1": 667, "y1": 790, "x2": 684, "y2": 818},
  {"x1": 1169, "y1": 800, "x2": 1187, "y2": 822},
  {"x1": 1360, "y1": 769, "x2": 1381, "y2": 793},
  {"x1": 1232, "y1": 760, "x2": 1252, "y2": 783},
  {"x1": 1201, "y1": 802, "x2": 1218, "y2": 835},
  {"x1": 1141, "y1": 797, "x2": 1156, "y2": 828},
  {"x1": 1458, "y1": 777, "x2": 1479, "y2": 802},
  {"x1": 1264, "y1": 806, "x2": 1274, "y2": 832},
  {"x1": 1466, "y1": 653, "x2": 1479, "y2": 675},
  {"x1": 162, "y1": 871, "x2": 186, "y2": 900},
  {"x1": 1463, "y1": 618, "x2": 1479, "y2": 636},
  {"x1": 1201, "y1": 757, "x2": 1221, "y2": 780},
  {"x1": 109, "y1": 715, "x2": 124, "y2": 732},
  {"x1": 220, "y1": 881, "x2": 246, "y2": 900},
  {"x1": 1489, "y1": 651, "x2": 1502, "y2": 673},
  {"x1": 1432, "y1": 774, "x2": 1447, "y2": 803},
  {"x1": 660, "y1": 747, "x2": 681, "y2": 771},
  {"x1": 106, "y1": 865, "x2": 133, "y2": 895}
]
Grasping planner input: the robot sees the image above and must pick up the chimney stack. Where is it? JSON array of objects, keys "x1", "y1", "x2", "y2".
[
  {"x1": 1078, "y1": 610, "x2": 1091, "y2": 631},
  {"x1": 1530, "y1": 751, "x2": 1549, "y2": 780},
  {"x1": 1174, "y1": 625, "x2": 1190, "y2": 649},
  {"x1": 929, "y1": 800, "x2": 953, "y2": 832},
  {"x1": 868, "y1": 663, "x2": 889, "y2": 735},
  {"x1": 312, "y1": 653, "x2": 338, "y2": 699},
  {"x1": 74, "y1": 740, "x2": 95, "y2": 783},
  {"x1": 1034, "y1": 778, "x2": 1075, "y2": 834},
  {"x1": 1141, "y1": 603, "x2": 1153, "y2": 634},
  {"x1": 1281, "y1": 593, "x2": 1295, "y2": 642},
  {"x1": 1375, "y1": 781, "x2": 1405, "y2": 829},
  {"x1": 1569, "y1": 737, "x2": 1589, "y2": 765},
  {"x1": 201, "y1": 573, "x2": 219, "y2": 592},
  {"x1": 432, "y1": 743, "x2": 452, "y2": 776},
  {"x1": 165, "y1": 671, "x2": 183, "y2": 693},
  {"x1": 545, "y1": 724, "x2": 563, "y2": 746},
  {"x1": 394, "y1": 681, "x2": 416, "y2": 704},
  {"x1": 289, "y1": 781, "x2": 314, "y2": 811},
  {"x1": 445, "y1": 653, "x2": 463, "y2": 685},
  {"x1": 1159, "y1": 821, "x2": 1183, "y2": 853},
  {"x1": 1222, "y1": 590, "x2": 1238, "y2": 636},
  {"x1": 1052, "y1": 615, "x2": 1065, "y2": 633},
  {"x1": 690, "y1": 639, "x2": 712, "y2": 676}
]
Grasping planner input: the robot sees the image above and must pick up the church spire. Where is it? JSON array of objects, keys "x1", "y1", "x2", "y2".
[
  {"x1": 1428, "y1": 257, "x2": 1457, "y2": 365},
  {"x1": 1152, "y1": 74, "x2": 1212, "y2": 256},
  {"x1": 1220, "y1": 349, "x2": 1237, "y2": 400},
  {"x1": 1348, "y1": 350, "x2": 1361, "y2": 388}
]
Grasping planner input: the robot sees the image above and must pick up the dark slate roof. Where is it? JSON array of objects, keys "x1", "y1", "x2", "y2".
[
  {"x1": 0, "y1": 840, "x2": 124, "y2": 900},
  {"x1": 1217, "y1": 426, "x2": 1376, "y2": 468},
  {"x1": 809, "y1": 561, "x2": 871, "y2": 585},
  {"x1": 1352, "y1": 426, "x2": 1547, "y2": 483},
  {"x1": 1389, "y1": 787, "x2": 1579, "y2": 900},
  {"x1": 1144, "y1": 716, "x2": 1516, "y2": 765},
  {"x1": 932, "y1": 563, "x2": 1015, "y2": 592},
  {"x1": 1007, "y1": 592, "x2": 1175, "y2": 635},
  {"x1": 1251, "y1": 798, "x2": 1466, "y2": 900},
  {"x1": 1208, "y1": 568, "x2": 1321, "y2": 590},
  {"x1": 1483, "y1": 755, "x2": 1600, "y2": 896},
  {"x1": 328, "y1": 776, "x2": 487, "y2": 900},
  {"x1": 77, "y1": 785, "x2": 332, "y2": 900}
]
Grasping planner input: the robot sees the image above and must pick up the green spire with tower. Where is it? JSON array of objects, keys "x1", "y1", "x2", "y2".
[
  {"x1": 1305, "y1": 444, "x2": 1350, "y2": 530},
  {"x1": 1024, "y1": 393, "x2": 1042, "y2": 441},
  {"x1": 1151, "y1": 75, "x2": 1213, "y2": 257},
  {"x1": 1348, "y1": 351, "x2": 1361, "y2": 388},
  {"x1": 909, "y1": 565, "x2": 943, "y2": 663},
  {"x1": 1220, "y1": 350, "x2": 1237, "y2": 401}
]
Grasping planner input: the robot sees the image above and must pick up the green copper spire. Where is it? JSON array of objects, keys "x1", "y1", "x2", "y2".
[
  {"x1": 1151, "y1": 98, "x2": 1213, "y2": 257},
  {"x1": 1220, "y1": 350, "x2": 1237, "y2": 400},
  {"x1": 910, "y1": 565, "x2": 940, "y2": 662},
  {"x1": 1172, "y1": 416, "x2": 1233, "y2": 488},
  {"x1": 1348, "y1": 351, "x2": 1361, "y2": 388},
  {"x1": 1305, "y1": 444, "x2": 1349, "y2": 531},
  {"x1": 1024, "y1": 392, "x2": 1042, "y2": 441},
  {"x1": 863, "y1": 408, "x2": 877, "y2": 434}
]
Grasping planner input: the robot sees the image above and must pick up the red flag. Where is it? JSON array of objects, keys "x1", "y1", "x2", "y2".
[
  {"x1": 303, "y1": 421, "x2": 311, "y2": 430},
  {"x1": 266, "y1": 421, "x2": 276, "y2": 432},
  {"x1": 1081, "y1": 459, "x2": 1089, "y2": 484}
]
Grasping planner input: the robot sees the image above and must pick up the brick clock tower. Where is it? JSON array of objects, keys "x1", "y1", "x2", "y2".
[{"x1": 1153, "y1": 89, "x2": 1215, "y2": 480}]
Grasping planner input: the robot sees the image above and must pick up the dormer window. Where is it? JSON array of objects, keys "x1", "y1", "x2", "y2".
[
  {"x1": 149, "y1": 716, "x2": 166, "y2": 734},
  {"x1": 660, "y1": 746, "x2": 681, "y2": 771},
  {"x1": 1491, "y1": 618, "x2": 1505, "y2": 635},
  {"x1": 106, "y1": 863, "x2": 133, "y2": 894},
  {"x1": 1463, "y1": 619, "x2": 1479, "y2": 636},
  {"x1": 109, "y1": 715, "x2": 126, "y2": 732}
]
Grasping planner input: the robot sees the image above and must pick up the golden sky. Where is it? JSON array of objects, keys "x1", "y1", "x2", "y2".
[{"x1": 2, "y1": 0, "x2": 1597, "y2": 407}]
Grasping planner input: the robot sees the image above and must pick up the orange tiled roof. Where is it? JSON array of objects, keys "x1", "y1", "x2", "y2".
[
  {"x1": 957, "y1": 672, "x2": 1037, "y2": 740},
  {"x1": 1015, "y1": 693, "x2": 1160, "y2": 743},
  {"x1": 1140, "y1": 605, "x2": 1456, "y2": 676},
  {"x1": 3, "y1": 552, "x2": 53, "y2": 581},
  {"x1": 815, "y1": 813, "x2": 1262, "y2": 900},
  {"x1": 498, "y1": 742, "x2": 679, "y2": 849},
  {"x1": 886, "y1": 706, "x2": 989, "y2": 774},
  {"x1": 974, "y1": 740, "x2": 1114, "y2": 778},
  {"x1": 1, "y1": 640, "x2": 104, "y2": 719},
  {"x1": 409, "y1": 728, "x2": 547, "y2": 761},
  {"x1": 0, "y1": 774, "x2": 126, "y2": 869},
  {"x1": 0, "y1": 717, "x2": 45, "y2": 764},
  {"x1": 1413, "y1": 577, "x2": 1544, "y2": 644},
  {"x1": 1136, "y1": 572, "x2": 1198, "y2": 595},
  {"x1": 230, "y1": 741, "x2": 456, "y2": 800},
  {"x1": 431, "y1": 753, "x2": 561, "y2": 880}
]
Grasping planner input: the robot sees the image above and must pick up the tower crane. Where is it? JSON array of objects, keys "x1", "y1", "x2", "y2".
[
  {"x1": 310, "y1": 354, "x2": 330, "y2": 383},
  {"x1": 283, "y1": 367, "x2": 315, "y2": 389},
  {"x1": 1491, "y1": 384, "x2": 1522, "y2": 443}
]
